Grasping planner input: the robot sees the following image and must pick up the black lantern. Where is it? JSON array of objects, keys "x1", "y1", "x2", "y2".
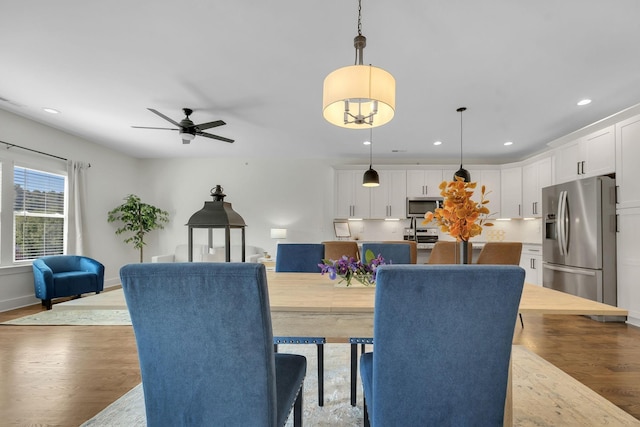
[{"x1": 186, "y1": 185, "x2": 246, "y2": 262}]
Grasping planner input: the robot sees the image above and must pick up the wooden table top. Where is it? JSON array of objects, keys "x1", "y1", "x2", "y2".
[{"x1": 266, "y1": 271, "x2": 628, "y2": 317}]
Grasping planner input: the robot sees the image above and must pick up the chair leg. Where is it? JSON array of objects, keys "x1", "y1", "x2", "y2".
[
  {"x1": 42, "y1": 299, "x2": 52, "y2": 310},
  {"x1": 519, "y1": 313, "x2": 524, "y2": 328},
  {"x1": 350, "y1": 343, "x2": 358, "y2": 406},
  {"x1": 317, "y1": 343, "x2": 324, "y2": 407},
  {"x1": 363, "y1": 395, "x2": 370, "y2": 427},
  {"x1": 293, "y1": 385, "x2": 303, "y2": 427}
]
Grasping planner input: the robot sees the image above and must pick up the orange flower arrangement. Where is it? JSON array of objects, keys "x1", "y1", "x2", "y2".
[{"x1": 422, "y1": 177, "x2": 493, "y2": 241}]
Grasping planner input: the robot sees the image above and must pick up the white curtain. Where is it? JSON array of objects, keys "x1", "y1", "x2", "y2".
[{"x1": 67, "y1": 160, "x2": 89, "y2": 255}]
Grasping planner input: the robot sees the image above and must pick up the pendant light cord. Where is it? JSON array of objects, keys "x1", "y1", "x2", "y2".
[
  {"x1": 369, "y1": 127, "x2": 373, "y2": 168},
  {"x1": 457, "y1": 107, "x2": 466, "y2": 166}
]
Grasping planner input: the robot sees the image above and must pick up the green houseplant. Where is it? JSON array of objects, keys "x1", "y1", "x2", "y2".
[{"x1": 107, "y1": 194, "x2": 169, "y2": 263}]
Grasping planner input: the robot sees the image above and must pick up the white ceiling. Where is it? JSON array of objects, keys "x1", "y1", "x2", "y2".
[{"x1": 1, "y1": 1, "x2": 640, "y2": 164}]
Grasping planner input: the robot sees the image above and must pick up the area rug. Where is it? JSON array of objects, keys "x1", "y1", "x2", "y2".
[
  {"x1": 81, "y1": 345, "x2": 640, "y2": 427},
  {"x1": 1, "y1": 309, "x2": 132, "y2": 325},
  {"x1": 82, "y1": 343, "x2": 363, "y2": 426}
]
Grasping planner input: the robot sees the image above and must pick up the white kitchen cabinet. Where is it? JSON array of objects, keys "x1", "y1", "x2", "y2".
[
  {"x1": 616, "y1": 115, "x2": 640, "y2": 209},
  {"x1": 474, "y1": 169, "x2": 501, "y2": 220},
  {"x1": 500, "y1": 166, "x2": 522, "y2": 218},
  {"x1": 522, "y1": 157, "x2": 552, "y2": 217},
  {"x1": 520, "y1": 244, "x2": 543, "y2": 285},
  {"x1": 616, "y1": 207, "x2": 640, "y2": 325},
  {"x1": 555, "y1": 125, "x2": 615, "y2": 184},
  {"x1": 406, "y1": 169, "x2": 443, "y2": 197},
  {"x1": 335, "y1": 170, "x2": 370, "y2": 219},
  {"x1": 370, "y1": 170, "x2": 407, "y2": 219}
]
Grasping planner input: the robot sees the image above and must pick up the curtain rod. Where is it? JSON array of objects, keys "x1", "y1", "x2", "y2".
[{"x1": 1, "y1": 139, "x2": 67, "y2": 161}]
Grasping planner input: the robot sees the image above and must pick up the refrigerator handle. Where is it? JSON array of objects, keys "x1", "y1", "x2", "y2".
[{"x1": 557, "y1": 190, "x2": 568, "y2": 256}]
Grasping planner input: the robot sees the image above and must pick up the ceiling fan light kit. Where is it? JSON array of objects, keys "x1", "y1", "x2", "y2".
[
  {"x1": 132, "y1": 107, "x2": 234, "y2": 144},
  {"x1": 322, "y1": 0, "x2": 395, "y2": 129}
]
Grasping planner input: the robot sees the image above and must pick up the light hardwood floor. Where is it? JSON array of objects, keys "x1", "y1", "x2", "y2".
[{"x1": 1, "y1": 294, "x2": 639, "y2": 426}]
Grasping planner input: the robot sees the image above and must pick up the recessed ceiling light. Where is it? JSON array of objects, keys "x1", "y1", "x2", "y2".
[
  {"x1": 504, "y1": 141, "x2": 513, "y2": 146},
  {"x1": 43, "y1": 108, "x2": 60, "y2": 114},
  {"x1": 577, "y1": 99, "x2": 591, "y2": 106},
  {"x1": 433, "y1": 140, "x2": 442, "y2": 146},
  {"x1": 363, "y1": 140, "x2": 371, "y2": 145}
]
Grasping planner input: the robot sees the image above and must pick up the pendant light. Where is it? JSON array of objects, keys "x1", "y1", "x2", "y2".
[
  {"x1": 453, "y1": 107, "x2": 471, "y2": 182},
  {"x1": 323, "y1": 0, "x2": 395, "y2": 129},
  {"x1": 363, "y1": 128, "x2": 379, "y2": 187}
]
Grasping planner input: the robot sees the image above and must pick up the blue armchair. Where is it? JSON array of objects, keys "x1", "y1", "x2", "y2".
[
  {"x1": 32, "y1": 255, "x2": 104, "y2": 310},
  {"x1": 360, "y1": 265, "x2": 525, "y2": 426},
  {"x1": 120, "y1": 262, "x2": 306, "y2": 427},
  {"x1": 274, "y1": 243, "x2": 327, "y2": 406}
]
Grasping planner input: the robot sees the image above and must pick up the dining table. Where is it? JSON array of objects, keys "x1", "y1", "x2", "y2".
[
  {"x1": 265, "y1": 271, "x2": 629, "y2": 427},
  {"x1": 55, "y1": 268, "x2": 630, "y2": 426}
]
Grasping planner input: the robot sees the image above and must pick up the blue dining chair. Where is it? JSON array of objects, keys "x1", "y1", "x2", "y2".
[
  {"x1": 274, "y1": 242, "x2": 327, "y2": 406},
  {"x1": 360, "y1": 265, "x2": 525, "y2": 426},
  {"x1": 120, "y1": 262, "x2": 306, "y2": 427},
  {"x1": 349, "y1": 241, "x2": 413, "y2": 406},
  {"x1": 360, "y1": 242, "x2": 412, "y2": 265}
]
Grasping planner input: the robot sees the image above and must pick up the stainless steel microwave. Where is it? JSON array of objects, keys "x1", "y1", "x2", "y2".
[{"x1": 406, "y1": 197, "x2": 443, "y2": 218}]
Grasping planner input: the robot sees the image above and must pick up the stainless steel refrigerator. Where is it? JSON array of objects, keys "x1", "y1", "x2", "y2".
[{"x1": 542, "y1": 176, "x2": 619, "y2": 315}]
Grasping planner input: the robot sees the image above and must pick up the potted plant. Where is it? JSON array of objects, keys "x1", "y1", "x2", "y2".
[{"x1": 107, "y1": 194, "x2": 169, "y2": 263}]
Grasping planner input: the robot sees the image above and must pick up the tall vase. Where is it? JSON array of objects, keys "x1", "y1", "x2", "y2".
[{"x1": 457, "y1": 240, "x2": 470, "y2": 264}]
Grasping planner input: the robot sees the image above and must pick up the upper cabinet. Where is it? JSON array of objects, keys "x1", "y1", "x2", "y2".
[
  {"x1": 370, "y1": 170, "x2": 407, "y2": 219},
  {"x1": 522, "y1": 157, "x2": 552, "y2": 217},
  {"x1": 555, "y1": 125, "x2": 615, "y2": 184},
  {"x1": 406, "y1": 170, "x2": 443, "y2": 197},
  {"x1": 616, "y1": 115, "x2": 640, "y2": 209},
  {"x1": 474, "y1": 169, "x2": 501, "y2": 220},
  {"x1": 500, "y1": 166, "x2": 522, "y2": 218},
  {"x1": 335, "y1": 169, "x2": 370, "y2": 219}
]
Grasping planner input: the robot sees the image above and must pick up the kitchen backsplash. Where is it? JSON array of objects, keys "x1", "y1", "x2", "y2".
[{"x1": 346, "y1": 218, "x2": 542, "y2": 244}]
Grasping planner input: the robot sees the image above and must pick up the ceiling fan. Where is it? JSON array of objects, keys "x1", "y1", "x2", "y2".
[{"x1": 132, "y1": 108, "x2": 234, "y2": 144}]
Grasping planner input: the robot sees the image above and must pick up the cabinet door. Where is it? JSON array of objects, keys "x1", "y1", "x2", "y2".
[
  {"x1": 335, "y1": 170, "x2": 370, "y2": 218},
  {"x1": 475, "y1": 170, "x2": 501, "y2": 220},
  {"x1": 522, "y1": 157, "x2": 552, "y2": 217},
  {"x1": 582, "y1": 125, "x2": 615, "y2": 177},
  {"x1": 554, "y1": 139, "x2": 580, "y2": 184},
  {"x1": 500, "y1": 167, "x2": 522, "y2": 218},
  {"x1": 616, "y1": 116, "x2": 640, "y2": 208},
  {"x1": 406, "y1": 170, "x2": 443, "y2": 197},
  {"x1": 371, "y1": 170, "x2": 406, "y2": 218},
  {"x1": 616, "y1": 208, "x2": 640, "y2": 321}
]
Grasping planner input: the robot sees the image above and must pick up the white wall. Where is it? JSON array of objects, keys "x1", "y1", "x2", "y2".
[
  {"x1": 137, "y1": 158, "x2": 337, "y2": 259},
  {"x1": 0, "y1": 109, "x2": 141, "y2": 310}
]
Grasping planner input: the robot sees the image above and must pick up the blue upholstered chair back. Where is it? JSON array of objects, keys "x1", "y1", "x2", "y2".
[
  {"x1": 361, "y1": 243, "x2": 412, "y2": 264},
  {"x1": 362, "y1": 265, "x2": 524, "y2": 426},
  {"x1": 275, "y1": 243, "x2": 325, "y2": 272},
  {"x1": 120, "y1": 263, "x2": 302, "y2": 426}
]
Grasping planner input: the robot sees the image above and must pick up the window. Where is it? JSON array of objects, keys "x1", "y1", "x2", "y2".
[{"x1": 13, "y1": 166, "x2": 66, "y2": 261}]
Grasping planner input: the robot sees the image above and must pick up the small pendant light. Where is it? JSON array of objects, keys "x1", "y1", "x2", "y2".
[
  {"x1": 363, "y1": 128, "x2": 380, "y2": 187},
  {"x1": 453, "y1": 107, "x2": 471, "y2": 182}
]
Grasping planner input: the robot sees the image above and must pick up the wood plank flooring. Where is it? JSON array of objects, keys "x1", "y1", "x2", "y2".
[{"x1": 1, "y1": 296, "x2": 639, "y2": 426}]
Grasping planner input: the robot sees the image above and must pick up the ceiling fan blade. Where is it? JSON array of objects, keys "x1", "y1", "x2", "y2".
[
  {"x1": 148, "y1": 108, "x2": 181, "y2": 127},
  {"x1": 131, "y1": 126, "x2": 179, "y2": 131},
  {"x1": 194, "y1": 120, "x2": 225, "y2": 131},
  {"x1": 198, "y1": 131, "x2": 234, "y2": 143}
]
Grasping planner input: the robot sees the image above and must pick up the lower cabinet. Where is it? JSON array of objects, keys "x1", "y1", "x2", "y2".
[
  {"x1": 616, "y1": 207, "x2": 640, "y2": 326},
  {"x1": 520, "y1": 244, "x2": 543, "y2": 285}
]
